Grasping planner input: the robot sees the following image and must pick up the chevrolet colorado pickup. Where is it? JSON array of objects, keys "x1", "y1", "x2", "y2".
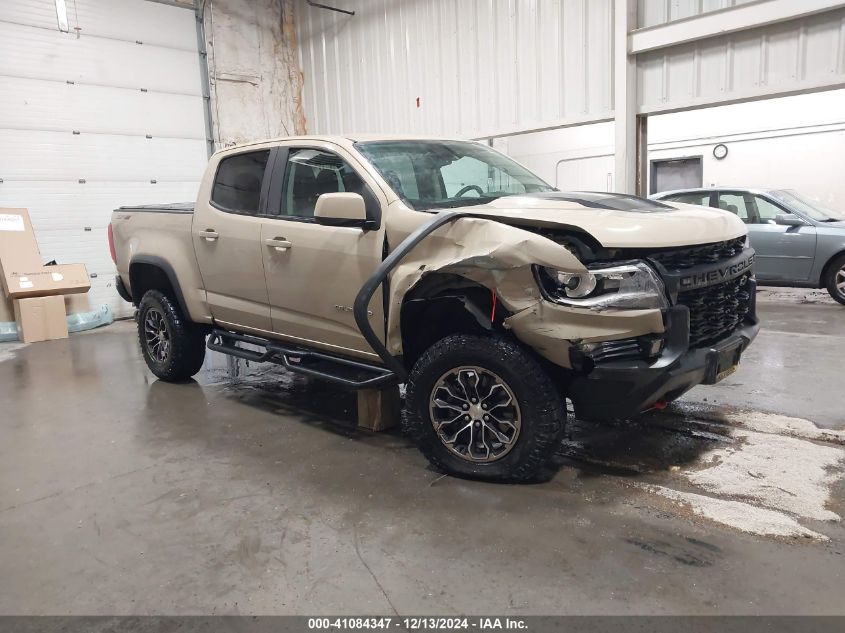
[{"x1": 110, "y1": 136, "x2": 758, "y2": 482}]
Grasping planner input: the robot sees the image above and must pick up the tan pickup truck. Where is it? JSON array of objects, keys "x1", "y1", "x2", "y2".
[{"x1": 109, "y1": 135, "x2": 758, "y2": 481}]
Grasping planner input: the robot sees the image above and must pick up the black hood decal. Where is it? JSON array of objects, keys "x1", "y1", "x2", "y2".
[{"x1": 522, "y1": 191, "x2": 674, "y2": 213}]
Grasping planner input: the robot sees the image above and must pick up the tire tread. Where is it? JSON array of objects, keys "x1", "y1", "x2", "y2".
[
  {"x1": 137, "y1": 289, "x2": 206, "y2": 382},
  {"x1": 402, "y1": 334, "x2": 567, "y2": 483}
]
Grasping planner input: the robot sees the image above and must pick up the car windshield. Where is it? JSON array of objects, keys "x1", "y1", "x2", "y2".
[
  {"x1": 768, "y1": 189, "x2": 845, "y2": 222},
  {"x1": 356, "y1": 140, "x2": 555, "y2": 210}
]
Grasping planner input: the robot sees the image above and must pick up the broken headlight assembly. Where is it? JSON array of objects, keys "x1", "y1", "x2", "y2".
[{"x1": 535, "y1": 260, "x2": 669, "y2": 310}]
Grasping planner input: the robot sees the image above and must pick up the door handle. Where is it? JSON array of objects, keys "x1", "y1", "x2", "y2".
[
  {"x1": 198, "y1": 229, "x2": 219, "y2": 241},
  {"x1": 265, "y1": 237, "x2": 292, "y2": 251}
]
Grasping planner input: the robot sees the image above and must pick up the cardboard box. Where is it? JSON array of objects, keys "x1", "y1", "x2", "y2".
[
  {"x1": 64, "y1": 293, "x2": 91, "y2": 315},
  {"x1": 0, "y1": 291, "x2": 12, "y2": 322},
  {"x1": 0, "y1": 290, "x2": 88, "y2": 323},
  {"x1": 13, "y1": 295, "x2": 69, "y2": 343},
  {"x1": 0, "y1": 207, "x2": 91, "y2": 299},
  {"x1": 0, "y1": 208, "x2": 42, "y2": 271},
  {"x1": 3, "y1": 264, "x2": 91, "y2": 299}
]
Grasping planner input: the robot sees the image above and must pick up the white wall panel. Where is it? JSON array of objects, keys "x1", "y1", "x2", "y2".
[
  {"x1": 295, "y1": 0, "x2": 614, "y2": 138},
  {"x1": 0, "y1": 0, "x2": 206, "y2": 319},
  {"x1": 0, "y1": 76, "x2": 206, "y2": 138},
  {"x1": 637, "y1": 8, "x2": 845, "y2": 113},
  {"x1": 0, "y1": 182, "x2": 201, "y2": 233},
  {"x1": 0, "y1": 0, "x2": 198, "y2": 50},
  {"x1": 0, "y1": 131, "x2": 206, "y2": 182},
  {"x1": 0, "y1": 21, "x2": 201, "y2": 95}
]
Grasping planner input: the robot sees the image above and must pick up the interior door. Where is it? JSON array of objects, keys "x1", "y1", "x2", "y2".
[
  {"x1": 260, "y1": 145, "x2": 386, "y2": 358},
  {"x1": 717, "y1": 191, "x2": 816, "y2": 282},
  {"x1": 193, "y1": 148, "x2": 275, "y2": 331},
  {"x1": 650, "y1": 157, "x2": 703, "y2": 194}
]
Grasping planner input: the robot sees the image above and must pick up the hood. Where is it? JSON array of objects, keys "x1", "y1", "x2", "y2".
[{"x1": 454, "y1": 192, "x2": 747, "y2": 248}]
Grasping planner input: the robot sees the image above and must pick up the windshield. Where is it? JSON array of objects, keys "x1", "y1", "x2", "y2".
[
  {"x1": 356, "y1": 140, "x2": 555, "y2": 210},
  {"x1": 768, "y1": 189, "x2": 845, "y2": 222}
]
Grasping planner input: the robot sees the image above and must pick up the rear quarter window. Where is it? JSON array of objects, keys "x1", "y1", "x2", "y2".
[{"x1": 211, "y1": 150, "x2": 271, "y2": 213}]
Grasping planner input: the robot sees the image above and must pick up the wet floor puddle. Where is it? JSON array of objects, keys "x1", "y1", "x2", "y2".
[{"x1": 203, "y1": 353, "x2": 845, "y2": 542}]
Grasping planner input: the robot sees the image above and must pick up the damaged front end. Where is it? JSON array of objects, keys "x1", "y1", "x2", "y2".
[
  {"x1": 354, "y1": 209, "x2": 669, "y2": 380},
  {"x1": 353, "y1": 209, "x2": 758, "y2": 422}
]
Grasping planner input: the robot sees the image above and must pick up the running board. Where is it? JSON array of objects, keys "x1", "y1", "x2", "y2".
[{"x1": 206, "y1": 329, "x2": 397, "y2": 390}]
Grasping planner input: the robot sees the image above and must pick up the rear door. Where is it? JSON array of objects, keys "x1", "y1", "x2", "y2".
[
  {"x1": 260, "y1": 143, "x2": 388, "y2": 359},
  {"x1": 717, "y1": 191, "x2": 816, "y2": 282},
  {"x1": 193, "y1": 147, "x2": 275, "y2": 331}
]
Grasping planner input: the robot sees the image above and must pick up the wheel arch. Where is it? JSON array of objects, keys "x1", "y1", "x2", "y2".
[
  {"x1": 129, "y1": 256, "x2": 190, "y2": 320},
  {"x1": 818, "y1": 249, "x2": 845, "y2": 289},
  {"x1": 399, "y1": 273, "x2": 508, "y2": 370}
]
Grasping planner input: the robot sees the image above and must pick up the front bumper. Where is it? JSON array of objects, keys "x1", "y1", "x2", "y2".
[{"x1": 568, "y1": 285, "x2": 760, "y2": 420}]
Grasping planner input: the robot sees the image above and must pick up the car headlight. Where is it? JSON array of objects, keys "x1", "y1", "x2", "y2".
[{"x1": 536, "y1": 260, "x2": 669, "y2": 310}]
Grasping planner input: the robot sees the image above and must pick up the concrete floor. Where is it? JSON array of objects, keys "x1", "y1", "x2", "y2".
[{"x1": 1, "y1": 291, "x2": 843, "y2": 615}]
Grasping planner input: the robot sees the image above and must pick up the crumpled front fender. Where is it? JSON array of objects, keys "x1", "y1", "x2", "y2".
[{"x1": 385, "y1": 216, "x2": 586, "y2": 355}]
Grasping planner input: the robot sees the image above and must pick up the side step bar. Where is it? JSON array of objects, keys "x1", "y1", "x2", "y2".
[{"x1": 206, "y1": 328, "x2": 397, "y2": 390}]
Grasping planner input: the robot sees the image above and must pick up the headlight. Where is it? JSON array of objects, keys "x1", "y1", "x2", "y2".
[{"x1": 536, "y1": 260, "x2": 669, "y2": 310}]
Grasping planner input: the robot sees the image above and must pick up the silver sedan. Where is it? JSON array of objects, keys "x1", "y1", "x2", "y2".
[{"x1": 651, "y1": 188, "x2": 845, "y2": 305}]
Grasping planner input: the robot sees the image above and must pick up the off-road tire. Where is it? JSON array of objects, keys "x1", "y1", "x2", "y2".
[
  {"x1": 402, "y1": 334, "x2": 568, "y2": 482},
  {"x1": 824, "y1": 253, "x2": 845, "y2": 305},
  {"x1": 137, "y1": 289, "x2": 206, "y2": 382}
]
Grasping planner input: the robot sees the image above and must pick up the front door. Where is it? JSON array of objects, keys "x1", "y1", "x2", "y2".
[
  {"x1": 192, "y1": 148, "x2": 275, "y2": 331},
  {"x1": 260, "y1": 145, "x2": 387, "y2": 359},
  {"x1": 717, "y1": 191, "x2": 817, "y2": 282}
]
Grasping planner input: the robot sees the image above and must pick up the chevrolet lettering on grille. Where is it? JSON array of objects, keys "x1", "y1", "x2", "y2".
[{"x1": 678, "y1": 254, "x2": 755, "y2": 291}]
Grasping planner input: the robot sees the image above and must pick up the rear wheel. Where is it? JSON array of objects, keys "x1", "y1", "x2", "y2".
[
  {"x1": 824, "y1": 254, "x2": 845, "y2": 305},
  {"x1": 402, "y1": 334, "x2": 567, "y2": 482},
  {"x1": 137, "y1": 290, "x2": 206, "y2": 381}
]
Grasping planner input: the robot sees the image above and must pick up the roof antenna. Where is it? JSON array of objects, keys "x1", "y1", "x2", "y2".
[{"x1": 306, "y1": 0, "x2": 354, "y2": 16}]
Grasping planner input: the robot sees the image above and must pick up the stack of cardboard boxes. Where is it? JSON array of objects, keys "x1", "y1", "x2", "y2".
[{"x1": 0, "y1": 208, "x2": 91, "y2": 343}]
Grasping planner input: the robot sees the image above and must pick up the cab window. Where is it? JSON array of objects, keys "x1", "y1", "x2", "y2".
[
  {"x1": 752, "y1": 196, "x2": 785, "y2": 224},
  {"x1": 211, "y1": 150, "x2": 270, "y2": 214},
  {"x1": 666, "y1": 192, "x2": 712, "y2": 206},
  {"x1": 282, "y1": 149, "x2": 368, "y2": 219},
  {"x1": 717, "y1": 193, "x2": 750, "y2": 223}
]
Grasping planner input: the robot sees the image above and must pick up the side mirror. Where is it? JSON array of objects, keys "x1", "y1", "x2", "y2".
[
  {"x1": 314, "y1": 192, "x2": 368, "y2": 227},
  {"x1": 775, "y1": 213, "x2": 806, "y2": 227}
]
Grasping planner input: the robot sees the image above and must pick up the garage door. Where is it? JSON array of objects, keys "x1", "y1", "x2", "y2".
[{"x1": 0, "y1": 0, "x2": 209, "y2": 318}]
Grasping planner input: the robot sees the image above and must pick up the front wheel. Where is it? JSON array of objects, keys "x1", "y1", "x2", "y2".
[
  {"x1": 402, "y1": 334, "x2": 568, "y2": 482},
  {"x1": 137, "y1": 290, "x2": 206, "y2": 382},
  {"x1": 825, "y1": 254, "x2": 845, "y2": 305}
]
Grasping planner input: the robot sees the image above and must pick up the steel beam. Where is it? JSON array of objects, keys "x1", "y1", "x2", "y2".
[{"x1": 614, "y1": 0, "x2": 638, "y2": 194}]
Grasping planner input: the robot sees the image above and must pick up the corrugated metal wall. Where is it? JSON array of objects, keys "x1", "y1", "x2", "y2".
[
  {"x1": 295, "y1": 0, "x2": 614, "y2": 138},
  {"x1": 637, "y1": 0, "x2": 758, "y2": 28},
  {"x1": 637, "y1": 7, "x2": 845, "y2": 114},
  {"x1": 297, "y1": 0, "x2": 845, "y2": 142}
]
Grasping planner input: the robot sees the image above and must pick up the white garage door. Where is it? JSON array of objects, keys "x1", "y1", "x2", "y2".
[{"x1": 0, "y1": 0, "x2": 208, "y2": 318}]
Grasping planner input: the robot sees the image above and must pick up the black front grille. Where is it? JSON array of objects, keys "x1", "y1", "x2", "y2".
[
  {"x1": 647, "y1": 237, "x2": 745, "y2": 270},
  {"x1": 677, "y1": 273, "x2": 752, "y2": 347}
]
